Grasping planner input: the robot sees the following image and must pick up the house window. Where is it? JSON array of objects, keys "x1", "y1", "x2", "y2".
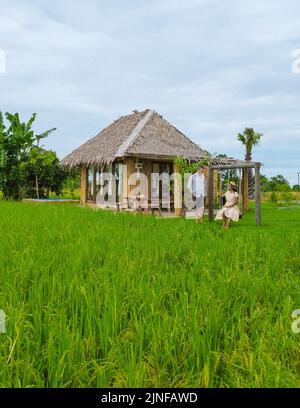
[{"x1": 96, "y1": 165, "x2": 116, "y2": 204}]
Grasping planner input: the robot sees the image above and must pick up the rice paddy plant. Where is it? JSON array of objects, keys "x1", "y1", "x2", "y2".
[{"x1": 0, "y1": 201, "x2": 299, "y2": 387}]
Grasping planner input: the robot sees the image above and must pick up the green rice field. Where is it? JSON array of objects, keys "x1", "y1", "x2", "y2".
[{"x1": 0, "y1": 201, "x2": 300, "y2": 387}]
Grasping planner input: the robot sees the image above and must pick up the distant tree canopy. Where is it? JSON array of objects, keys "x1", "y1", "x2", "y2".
[
  {"x1": 19, "y1": 147, "x2": 66, "y2": 198},
  {"x1": 260, "y1": 174, "x2": 291, "y2": 192},
  {"x1": 0, "y1": 111, "x2": 66, "y2": 200},
  {"x1": 269, "y1": 175, "x2": 291, "y2": 191}
]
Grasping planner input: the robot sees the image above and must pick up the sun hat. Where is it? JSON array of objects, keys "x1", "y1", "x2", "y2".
[{"x1": 228, "y1": 181, "x2": 238, "y2": 191}]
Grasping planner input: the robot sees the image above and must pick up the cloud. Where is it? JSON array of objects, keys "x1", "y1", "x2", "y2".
[{"x1": 0, "y1": 0, "x2": 299, "y2": 184}]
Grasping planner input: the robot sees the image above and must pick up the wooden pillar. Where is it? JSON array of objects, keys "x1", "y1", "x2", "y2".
[
  {"x1": 123, "y1": 157, "x2": 136, "y2": 209},
  {"x1": 80, "y1": 166, "x2": 88, "y2": 204},
  {"x1": 122, "y1": 162, "x2": 128, "y2": 207},
  {"x1": 238, "y1": 169, "x2": 243, "y2": 208},
  {"x1": 204, "y1": 165, "x2": 217, "y2": 208},
  {"x1": 213, "y1": 170, "x2": 218, "y2": 205},
  {"x1": 208, "y1": 166, "x2": 214, "y2": 222},
  {"x1": 173, "y1": 164, "x2": 182, "y2": 217},
  {"x1": 142, "y1": 159, "x2": 152, "y2": 203},
  {"x1": 219, "y1": 170, "x2": 223, "y2": 208},
  {"x1": 92, "y1": 168, "x2": 97, "y2": 203},
  {"x1": 242, "y1": 168, "x2": 249, "y2": 212},
  {"x1": 126, "y1": 157, "x2": 136, "y2": 197},
  {"x1": 255, "y1": 163, "x2": 262, "y2": 226}
]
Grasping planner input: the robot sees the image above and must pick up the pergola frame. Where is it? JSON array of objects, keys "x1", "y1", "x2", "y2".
[{"x1": 208, "y1": 161, "x2": 262, "y2": 226}]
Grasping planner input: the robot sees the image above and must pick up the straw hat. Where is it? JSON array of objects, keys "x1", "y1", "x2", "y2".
[{"x1": 228, "y1": 181, "x2": 238, "y2": 191}]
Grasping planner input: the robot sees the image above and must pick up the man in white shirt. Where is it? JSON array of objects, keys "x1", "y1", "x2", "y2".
[{"x1": 187, "y1": 166, "x2": 207, "y2": 223}]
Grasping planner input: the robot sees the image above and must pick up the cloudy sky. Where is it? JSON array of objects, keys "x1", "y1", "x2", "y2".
[{"x1": 0, "y1": 0, "x2": 300, "y2": 185}]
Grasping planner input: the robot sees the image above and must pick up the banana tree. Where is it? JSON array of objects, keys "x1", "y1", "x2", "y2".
[{"x1": 0, "y1": 111, "x2": 56, "y2": 200}]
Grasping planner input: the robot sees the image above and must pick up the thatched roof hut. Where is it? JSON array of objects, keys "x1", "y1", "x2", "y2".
[
  {"x1": 61, "y1": 108, "x2": 261, "y2": 224},
  {"x1": 62, "y1": 109, "x2": 208, "y2": 168}
]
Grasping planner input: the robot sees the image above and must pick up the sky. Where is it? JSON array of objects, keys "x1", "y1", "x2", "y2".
[{"x1": 0, "y1": 0, "x2": 300, "y2": 185}]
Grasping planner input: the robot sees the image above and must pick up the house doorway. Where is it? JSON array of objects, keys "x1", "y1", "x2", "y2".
[{"x1": 151, "y1": 162, "x2": 174, "y2": 210}]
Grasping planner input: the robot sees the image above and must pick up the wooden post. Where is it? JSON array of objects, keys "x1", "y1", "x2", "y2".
[
  {"x1": 92, "y1": 168, "x2": 97, "y2": 203},
  {"x1": 126, "y1": 157, "x2": 136, "y2": 198},
  {"x1": 242, "y1": 168, "x2": 249, "y2": 212},
  {"x1": 144, "y1": 159, "x2": 152, "y2": 206},
  {"x1": 122, "y1": 162, "x2": 128, "y2": 208},
  {"x1": 80, "y1": 166, "x2": 88, "y2": 204},
  {"x1": 255, "y1": 163, "x2": 261, "y2": 226},
  {"x1": 238, "y1": 169, "x2": 243, "y2": 209},
  {"x1": 213, "y1": 170, "x2": 218, "y2": 204},
  {"x1": 173, "y1": 164, "x2": 182, "y2": 217},
  {"x1": 208, "y1": 166, "x2": 214, "y2": 222},
  {"x1": 219, "y1": 170, "x2": 223, "y2": 208}
]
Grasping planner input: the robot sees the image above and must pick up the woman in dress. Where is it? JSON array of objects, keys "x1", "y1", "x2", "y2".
[{"x1": 215, "y1": 181, "x2": 240, "y2": 229}]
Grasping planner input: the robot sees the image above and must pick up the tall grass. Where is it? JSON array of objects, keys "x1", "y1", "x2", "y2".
[{"x1": 0, "y1": 201, "x2": 299, "y2": 387}]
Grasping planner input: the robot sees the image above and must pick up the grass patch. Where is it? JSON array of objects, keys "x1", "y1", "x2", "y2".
[{"x1": 0, "y1": 201, "x2": 299, "y2": 387}]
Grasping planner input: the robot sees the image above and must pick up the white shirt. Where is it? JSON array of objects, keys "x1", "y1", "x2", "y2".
[{"x1": 187, "y1": 173, "x2": 206, "y2": 198}]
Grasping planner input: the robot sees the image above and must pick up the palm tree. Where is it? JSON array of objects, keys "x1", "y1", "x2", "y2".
[
  {"x1": 237, "y1": 128, "x2": 263, "y2": 197},
  {"x1": 238, "y1": 128, "x2": 262, "y2": 161}
]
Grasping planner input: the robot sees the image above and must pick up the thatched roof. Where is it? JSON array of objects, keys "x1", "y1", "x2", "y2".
[
  {"x1": 62, "y1": 109, "x2": 207, "y2": 168},
  {"x1": 210, "y1": 157, "x2": 258, "y2": 169}
]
